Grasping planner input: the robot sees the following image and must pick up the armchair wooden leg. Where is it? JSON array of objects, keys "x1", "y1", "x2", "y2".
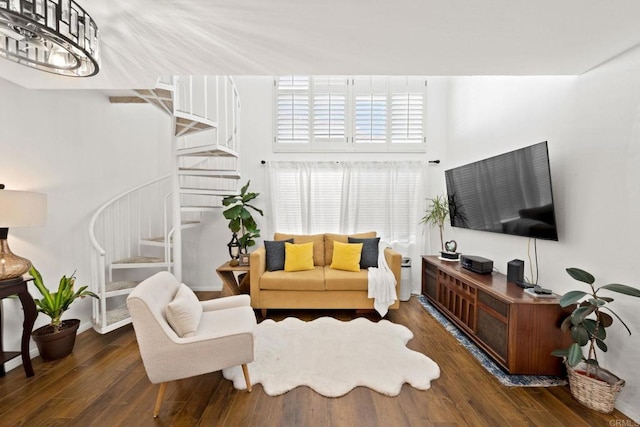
[
  {"x1": 153, "y1": 382, "x2": 168, "y2": 418},
  {"x1": 261, "y1": 309, "x2": 267, "y2": 318},
  {"x1": 241, "y1": 364, "x2": 252, "y2": 392}
]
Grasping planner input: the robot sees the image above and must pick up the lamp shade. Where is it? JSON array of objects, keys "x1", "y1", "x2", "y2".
[{"x1": 0, "y1": 190, "x2": 47, "y2": 227}]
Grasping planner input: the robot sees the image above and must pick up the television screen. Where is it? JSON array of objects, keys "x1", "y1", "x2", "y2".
[{"x1": 445, "y1": 141, "x2": 558, "y2": 241}]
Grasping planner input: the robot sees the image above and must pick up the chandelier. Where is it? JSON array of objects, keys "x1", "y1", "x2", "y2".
[{"x1": 0, "y1": 0, "x2": 99, "y2": 77}]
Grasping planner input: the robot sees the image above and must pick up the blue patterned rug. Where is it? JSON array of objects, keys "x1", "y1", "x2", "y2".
[{"x1": 417, "y1": 295, "x2": 567, "y2": 387}]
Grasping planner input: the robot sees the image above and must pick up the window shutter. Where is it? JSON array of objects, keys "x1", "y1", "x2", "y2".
[
  {"x1": 353, "y1": 77, "x2": 388, "y2": 144},
  {"x1": 313, "y1": 76, "x2": 347, "y2": 143},
  {"x1": 390, "y1": 77, "x2": 425, "y2": 144},
  {"x1": 276, "y1": 76, "x2": 310, "y2": 143}
]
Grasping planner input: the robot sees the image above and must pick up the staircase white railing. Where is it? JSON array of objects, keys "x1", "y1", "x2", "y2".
[
  {"x1": 89, "y1": 175, "x2": 172, "y2": 330},
  {"x1": 90, "y1": 75, "x2": 242, "y2": 334}
]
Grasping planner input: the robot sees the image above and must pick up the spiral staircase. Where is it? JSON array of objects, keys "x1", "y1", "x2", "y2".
[{"x1": 89, "y1": 76, "x2": 241, "y2": 334}]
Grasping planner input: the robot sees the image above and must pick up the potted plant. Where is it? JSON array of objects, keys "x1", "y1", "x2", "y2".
[
  {"x1": 29, "y1": 265, "x2": 99, "y2": 361},
  {"x1": 420, "y1": 194, "x2": 458, "y2": 259},
  {"x1": 552, "y1": 267, "x2": 640, "y2": 413},
  {"x1": 222, "y1": 180, "x2": 264, "y2": 263}
]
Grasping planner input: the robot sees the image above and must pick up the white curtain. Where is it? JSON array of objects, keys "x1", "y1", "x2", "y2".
[{"x1": 265, "y1": 161, "x2": 426, "y2": 292}]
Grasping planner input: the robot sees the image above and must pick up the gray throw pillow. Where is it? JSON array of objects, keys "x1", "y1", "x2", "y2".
[
  {"x1": 348, "y1": 237, "x2": 380, "y2": 269},
  {"x1": 265, "y1": 238, "x2": 294, "y2": 271}
]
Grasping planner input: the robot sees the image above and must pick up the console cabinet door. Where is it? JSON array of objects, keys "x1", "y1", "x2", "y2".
[
  {"x1": 422, "y1": 258, "x2": 438, "y2": 300},
  {"x1": 476, "y1": 291, "x2": 509, "y2": 366}
]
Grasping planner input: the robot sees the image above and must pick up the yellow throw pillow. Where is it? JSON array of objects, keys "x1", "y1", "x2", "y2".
[
  {"x1": 330, "y1": 241, "x2": 363, "y2": 272},
  {"x1": 284, "y1": 242, "x2": 315, "y2": 272}
]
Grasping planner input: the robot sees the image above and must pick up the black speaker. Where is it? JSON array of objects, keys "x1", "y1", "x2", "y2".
[{"x1": 507, "y1": 259, "x2": 524, "y2": 283}]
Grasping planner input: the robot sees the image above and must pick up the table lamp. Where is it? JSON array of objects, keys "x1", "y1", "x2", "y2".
[{"x1": 0, "y1": 185, "x2": 47, "y2": 281}]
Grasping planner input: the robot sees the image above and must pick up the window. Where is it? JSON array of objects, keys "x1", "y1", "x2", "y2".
[
  {"x1": 265, "y1": 161, "x2": 425, "y2": 246},
  {"x1": 274, "y1": 76, "x2": 426, "y2": 152}
]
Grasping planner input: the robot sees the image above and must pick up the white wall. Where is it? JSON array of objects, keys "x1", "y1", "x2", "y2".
[
  {"x1": 443, "y1": 51, "x2": 640, "y2": 418},
  {"x1": 0, "y1": 79, "x2": 171, "y2": 371}
]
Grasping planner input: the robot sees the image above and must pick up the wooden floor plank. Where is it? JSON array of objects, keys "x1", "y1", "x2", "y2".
[{"x1": 0, "y1": 296, "x2": 634, "y2": 426}]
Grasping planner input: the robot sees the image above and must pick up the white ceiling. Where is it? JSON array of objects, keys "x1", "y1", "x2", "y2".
[{"x1": 2, "y1": 0, "x2": 640, "y2": 90}]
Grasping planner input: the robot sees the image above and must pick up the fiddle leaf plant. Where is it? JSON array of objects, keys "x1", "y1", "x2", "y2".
[
  {"x1": 552, "y1": 267, "x2": 640, "y2": 368},
  {"x1": 29, "y1": 265, "x2": 99, "y2": 332},
  {"x1": 420, "y1": 194, "x2": 449, "y2": 252},
  {"x1": 222, "y1": 180, "x2": 264, "y2": 251}
]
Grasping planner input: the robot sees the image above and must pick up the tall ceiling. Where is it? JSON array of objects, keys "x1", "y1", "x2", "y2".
[{"x1": 2, "y1": 0, "x2": 640, "y2": 90}]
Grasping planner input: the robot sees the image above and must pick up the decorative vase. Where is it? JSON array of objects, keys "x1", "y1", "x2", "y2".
[{"x1": 32, "y1": 319, "x2": 80, "y2": 361}]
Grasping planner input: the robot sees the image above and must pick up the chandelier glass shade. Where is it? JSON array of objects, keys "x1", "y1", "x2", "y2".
[{"x1": 0, "y1": 0, "x2": 99, "y2": 77}]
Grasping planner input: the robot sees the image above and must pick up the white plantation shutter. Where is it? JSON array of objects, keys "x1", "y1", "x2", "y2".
[
  {"x1": 353, "y1": 76, "x2": 388, "y2": 144},
  {"x1": 274, "y1": 76, "x2": 426, "y2": 151},
  {"x1": 276, "y1": 76, "x2": 310, "y2": 143},
  {"x1": 313, "y1": 76, "x2": 347, "y2": 143}
]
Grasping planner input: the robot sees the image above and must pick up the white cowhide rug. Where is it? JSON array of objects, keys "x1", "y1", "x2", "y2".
[{"x1": 222, "y1": 317, "x2": 440, "y2": 397}]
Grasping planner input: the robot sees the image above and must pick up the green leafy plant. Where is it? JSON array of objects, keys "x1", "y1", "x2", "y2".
[
  {"x1": 29, "y1": 265, "x2": 99, "y2": 332},
  {"x1": 552, "y1": 268, "x2": 640, "y2": 368},
  {"x1": 420, "y1": 194, "x2": 450, "y2": 252},
  {"x1": 222, "y1": 180, "x2": 264, "y2": 251}
]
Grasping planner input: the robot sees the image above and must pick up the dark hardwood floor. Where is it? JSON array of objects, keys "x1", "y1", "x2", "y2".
[{"x1": 0, "y1": 294, "x2": 634, "y2": 426}]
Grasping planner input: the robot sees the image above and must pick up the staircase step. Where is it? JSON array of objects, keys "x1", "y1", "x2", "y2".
[
  {"x1": 181, "y1": 206, "x2": 221, "y2": 212},
  {"x1": 178, "y1": 169, "x2": 241, "y2": 179},
  {"x1": 177, "y1": 144, "x2": 238, "y2": 158},
  {"x1": 105, "y1": 281, "x2": 140, "y2": 297},
  {"x1": 180, "y1": 188, "x2": 238, "y2": 196},
  {"x1": 111, "y1": 256, "x2": 171, "y2": 269},
  {"x1": 140, "y1": 237, "x2": 171, "y2": 247},
  {"x1": 174, "y1": 111, "x2": 218, "y2": 137},
  {"x1": 181, "y1": 221, "x2": 202, "y2": 230},
  {"x1": 135, "y1": 88, "x2": 174, "y2": 116}
]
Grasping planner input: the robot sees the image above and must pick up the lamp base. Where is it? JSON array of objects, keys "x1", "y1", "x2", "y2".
[{"x1": 0, "y1": 238, "x2": 31, "y2": 281}]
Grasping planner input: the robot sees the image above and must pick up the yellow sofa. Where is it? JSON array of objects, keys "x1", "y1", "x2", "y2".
[{"x1": 249, "y1": 232, "x2": 401, "y2": 316}]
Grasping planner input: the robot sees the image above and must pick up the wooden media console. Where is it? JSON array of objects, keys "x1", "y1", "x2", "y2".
[{"x1": 422, "y1": 256, "x2": 572, "y2": 376}]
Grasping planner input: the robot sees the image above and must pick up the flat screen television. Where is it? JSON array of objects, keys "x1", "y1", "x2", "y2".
[{"x1": 445, "y1": 141, "x2": 558, "y2": 241}]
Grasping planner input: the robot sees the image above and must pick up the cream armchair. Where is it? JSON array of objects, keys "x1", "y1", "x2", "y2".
[{"x1": 126, "y1": 271, "x2": 256, "y2": 417}]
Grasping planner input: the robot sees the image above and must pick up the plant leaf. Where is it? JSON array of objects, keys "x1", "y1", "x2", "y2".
[
  {"x1": 560, "y1": 316, "x2": 572, "y2": 332},
  {"x1": 596, "y1": 338, "x2": 608, "y2": 353},
  {"x1": 570, "y1": 306, "x2": 596, "y2": 325},
  {"x1": 567, "y1": 343, "x2": 583, "y2": 367},
  {"x1": 601, "y1": 306, "x2": 633, "y2": 336},
  {"x1": 600, "y1": 283, "x2": 640, "y2": 297},
  {"x1": 566, "y1": 268, "x2": 595, "y2": 284},
  {"x1": 597, "y1": 311, "x2": 613, "y2": 328},
  {"x1": 223, "y1": 205, "x2": 243, "y2": 220},
  {"x1": 559, "y1": 290, "x2": 588, "y2": 307},
  {"x1": 551, "y1": 348, "x2": 569, "y2": 358},
  {"x1": 583, "y1": 318, "x2": 606, "y2": 340},
  {"x1": 571, "y1": 325, "x2": 590, "y2": 346}
]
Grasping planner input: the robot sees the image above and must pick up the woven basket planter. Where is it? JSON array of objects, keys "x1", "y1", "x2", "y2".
[{"x1": 566, "y1": 361, "x2": 625, "y2": 413}]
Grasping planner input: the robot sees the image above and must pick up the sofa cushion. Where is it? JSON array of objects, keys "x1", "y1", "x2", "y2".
[
  {"x1": 324, "y1": 232, "x2": 376, "y2": 266},
  {"x1": 265, "y1": 238, "x2": 294, "y2": 271},
  {"x1": 330, "y1": 241, "x2": 363, "y2": 272},
  {"x1": 348, "y1": 236, "x2": 380, "y2": 269},
  {"x1": 284, "y1": 242, "x2": 315, "y2": 272},
  {"x1": 260, "y1": 267, "x2": 326, "y2": 291},
  {"x1": 274, "y1": 233, "x2": 325, "y2": 266},
  {"x1": 165, "y1": 283, "x2": 202, "y2": 338},
  {"x1": 324, "y1": 266, "x2": 369, "y2": 291}
]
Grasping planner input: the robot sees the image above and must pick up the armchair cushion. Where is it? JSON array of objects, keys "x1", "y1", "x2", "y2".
[{"x1": 165, "y1": 283, "x2": 203, "y2": 338}]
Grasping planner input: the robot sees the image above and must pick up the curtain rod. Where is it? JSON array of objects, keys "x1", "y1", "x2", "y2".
[{"x1": 261, "y1": 159, "x2": 440, "y2": 164}]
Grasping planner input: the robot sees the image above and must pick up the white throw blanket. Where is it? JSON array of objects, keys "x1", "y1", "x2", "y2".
[{"x1": 368, "y1": 242, "x2": 398, "y2": 316}]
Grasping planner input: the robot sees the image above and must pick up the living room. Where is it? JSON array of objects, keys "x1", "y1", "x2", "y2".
[{"x1": 1, "y1": 1, "x2": 640, "y2": 424}]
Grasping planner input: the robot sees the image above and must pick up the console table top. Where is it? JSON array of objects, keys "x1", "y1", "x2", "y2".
[{"x1": 423, "y1": 255, "x2": 563, "y2": 304}]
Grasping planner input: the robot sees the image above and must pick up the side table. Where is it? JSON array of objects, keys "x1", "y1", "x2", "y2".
[
  {"x1": 216, "y1": 262, "x2": 250, "y2": 297},
  {"x1": 0, "y1": 277, "x2": 37, "y2": 378}
]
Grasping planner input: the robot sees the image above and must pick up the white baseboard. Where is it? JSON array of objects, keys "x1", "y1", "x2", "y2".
[
  {"x1": 2, "y1": 319, "x2": 94, "y2": 374},
  {"x1": 616, "y1": 401, "x2": 640, "y2": 423}
]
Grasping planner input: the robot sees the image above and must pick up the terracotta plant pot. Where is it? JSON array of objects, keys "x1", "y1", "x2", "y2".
[{"x1": 32, "y1": 319, "x2": 80, "y2": 361}]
